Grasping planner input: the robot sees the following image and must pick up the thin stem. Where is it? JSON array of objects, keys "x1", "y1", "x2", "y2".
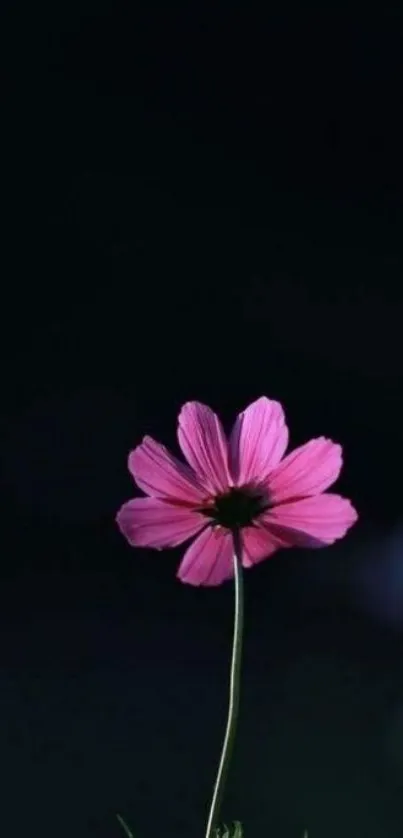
[
  {"x1": 116, "y1": 814, "x2": 135, "y2": 837},
  {"x1": 204, "y1": 529, "x2": 244, "y2": 838}
]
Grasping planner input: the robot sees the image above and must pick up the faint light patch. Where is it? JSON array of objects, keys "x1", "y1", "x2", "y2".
[
  {"x1": 350, "y1": 526, "x2": 403, "y2": 630},
  {"x1": 2, "y1": 387, "x2": 137, "y2": 522}
]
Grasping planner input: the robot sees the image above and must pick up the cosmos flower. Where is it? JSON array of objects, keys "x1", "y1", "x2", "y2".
[{"x1": 116, "y1": 397, "x2": 358, "y2": 586}]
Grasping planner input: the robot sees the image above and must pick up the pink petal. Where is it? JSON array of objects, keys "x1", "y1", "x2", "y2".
[
  {"x1": 128, "y1": 436, "x2": 206, "y2": 503},
  {"x1": 260, "y1": 493, "x2": 358, "y2": 547},
  {"x1": 229, "y1": 396, "x2": 289, "y2": 485},
  {"x1": 177, "y1": 402, "x2": 231, "y2": 494},
  {"x1": 266, "y1": 437, "x2": 343, "y2": 503},
  {"x1": 177, "y1": 526, "x2": 234, "y2": 586},
  {"x1": 116, "y1": 497, "x2": 206, "y2": 548},
  {"x1": 242, "y1": 524, "x2": 291, "y2": 567}
]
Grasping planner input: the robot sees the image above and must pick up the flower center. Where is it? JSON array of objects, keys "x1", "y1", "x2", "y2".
[{"x1": 198, "y1": 486, "x2": 268, "y2": 529}]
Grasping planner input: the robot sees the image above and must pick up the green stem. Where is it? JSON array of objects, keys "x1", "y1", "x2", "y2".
[
  {"x1": 116, "y1": 813, "x2": 134, "y2": 837},
  {"x1": 204, "y1": 529, "x2": 244, "y2": 838}
]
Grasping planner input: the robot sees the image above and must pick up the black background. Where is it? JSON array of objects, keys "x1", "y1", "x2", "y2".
[{"x1": 1, "y1": 2, "x2": 403, "y2": 837}]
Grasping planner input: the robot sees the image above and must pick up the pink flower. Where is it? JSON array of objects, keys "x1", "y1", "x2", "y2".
[{"x1": 116, "y1": 397, "x2": 358, "y2": 586}]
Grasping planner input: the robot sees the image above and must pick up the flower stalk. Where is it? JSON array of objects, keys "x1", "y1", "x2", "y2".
[
  {"x1": 204, "y1": 528, "x2": 244, "y2": 838},
  {"x1": 116, "y1": 813, "x2": 135, "y2": 837}
]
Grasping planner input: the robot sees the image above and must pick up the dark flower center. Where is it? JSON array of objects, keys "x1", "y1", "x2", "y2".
[{"x1": 198, "y1": 486, "x2": 269, "y2": 529}]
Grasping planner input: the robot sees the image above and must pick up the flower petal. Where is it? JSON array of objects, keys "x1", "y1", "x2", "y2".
[
  {"x1": 177, "y1": 526, "x2": 234, "y2": 586},
  {"x1": 266, "y1": 437, "x2": 343, "y2": 503},
  {"x1": 116, "y1": 497, "x2": 206, "y2": 548},
  {"x1": 260, "y1": 493, "x2": 358, "y2": 547},
  {"x1": 177, "y1": 402, "x2": 231, "y2": 493},
  {"x1": 128, "y1": 436, "x2": 205, "y2": 503},
  {"x1": 242, "y1": 524, "x2": 291, "y2": 567},
  {"x1": 229, "y1": 396, "x2": 289, "y2": 485}
]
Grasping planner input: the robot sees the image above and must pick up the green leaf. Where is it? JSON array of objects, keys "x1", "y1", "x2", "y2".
[{"x1": 214, "y1": 821, "x2": 243, "y2": 838}]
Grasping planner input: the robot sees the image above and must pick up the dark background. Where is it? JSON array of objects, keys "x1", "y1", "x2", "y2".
[{"x1": 1, "y1": 2, "x2": 403, "y2": 836}]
